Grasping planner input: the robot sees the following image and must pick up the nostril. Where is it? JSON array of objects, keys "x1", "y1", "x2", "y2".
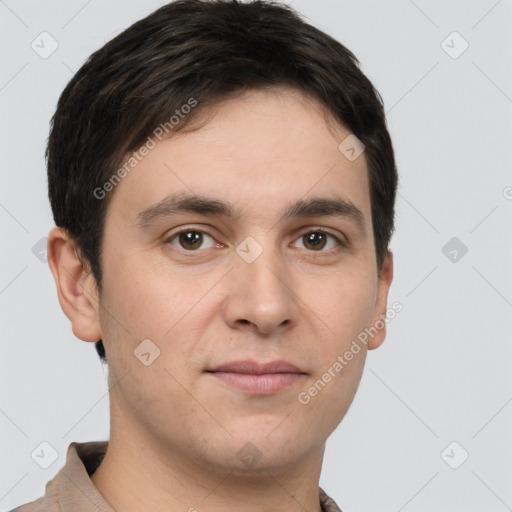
[{"x1": 238, "y1": 319, "x2": 257, "y2": 331}]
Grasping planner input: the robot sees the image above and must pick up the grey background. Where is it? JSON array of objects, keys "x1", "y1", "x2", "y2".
[{"x1": 1, "y1": 0, "x2": 511, "y2": 510}]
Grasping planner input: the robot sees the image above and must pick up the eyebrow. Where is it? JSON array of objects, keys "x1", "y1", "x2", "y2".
[{"x1": 135, "y1": 193, "x2": 366, "y2": 234}]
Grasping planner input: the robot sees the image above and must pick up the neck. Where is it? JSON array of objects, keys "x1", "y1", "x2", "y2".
[{"x1": 91, "y1": 424, "x2": 325, "y2": 512}]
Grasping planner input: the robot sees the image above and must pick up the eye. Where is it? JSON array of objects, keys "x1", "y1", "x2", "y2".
[
  {"x1": 292, "y1": 230, "x2": 342, "y2": 252},
  {"x1": 167, "y1": 230, "x2": 217, "y2": 251}
]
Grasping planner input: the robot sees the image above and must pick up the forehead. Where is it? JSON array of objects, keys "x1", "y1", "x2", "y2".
[{"x1": 105, "y1": 87, "x2": 371, "y2": 228}]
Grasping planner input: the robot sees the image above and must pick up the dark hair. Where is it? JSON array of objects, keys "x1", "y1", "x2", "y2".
[{"x1": 47, "y1": 0, "x2": 398, "y2": 364}]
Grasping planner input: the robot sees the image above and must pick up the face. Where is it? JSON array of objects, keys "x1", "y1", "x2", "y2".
[{"x1": 87, "y1": 87, "x2": 393, "y2": 473}]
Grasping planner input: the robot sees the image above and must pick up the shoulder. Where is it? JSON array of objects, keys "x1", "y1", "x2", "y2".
[
  {"x1": 319, "y1": 486, "x2": 344, "y2": 512},
  {"x1": 8, "y1": 494, "x2": 59, "y2": 512},
  {"x1": 7, "y1": 470, "x2": 61, "y2": 512},
  {"x1": 8, "y1": 440, "x2": 109, "y2": 512}
]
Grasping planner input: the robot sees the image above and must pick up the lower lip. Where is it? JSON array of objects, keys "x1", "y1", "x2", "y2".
[{"x1": 208, "y1": 372, "x2": 305, "y2": 394}]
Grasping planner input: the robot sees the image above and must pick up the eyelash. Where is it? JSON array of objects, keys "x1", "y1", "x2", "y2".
[{"x1": 164, "y1": 227, "x2": 345, "y2": 254}]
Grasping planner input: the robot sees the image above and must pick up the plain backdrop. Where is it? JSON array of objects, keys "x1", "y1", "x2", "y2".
[{"x1": 1, "y1": 1, "x2": 511, "y2": 511}]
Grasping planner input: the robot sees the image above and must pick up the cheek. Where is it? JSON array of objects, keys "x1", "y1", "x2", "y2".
[
  {"x1": 101, "y1": 256, "x2": 180, "y2": 333},
  {"x1": 98, "y1": 255, "x2": 221, "y2": 375},
  {"x1": 96, "y1": 264, "x2": 163, "y2": 373},
  {"x1": 314, "y1": 269, "x2": 377, "y2": 343},
  {"x1": 299, "y1": 272, "x2": 374, "y2": 424},
  {"x1": 296, "y1": 346, "x2": 367, "y2": 444}
]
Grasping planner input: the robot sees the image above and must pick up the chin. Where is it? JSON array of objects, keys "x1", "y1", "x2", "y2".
[{"x1": 226, "y1": 431, "x2": 319, "y2": 473}]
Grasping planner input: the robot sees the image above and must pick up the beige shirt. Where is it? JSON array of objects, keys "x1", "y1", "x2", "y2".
[{"x1": 10, "y1": 441, "x2": 342, "y2": 512}]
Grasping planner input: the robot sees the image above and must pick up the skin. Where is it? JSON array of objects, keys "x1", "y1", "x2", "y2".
[{"x1": 48, "y1": 86, "x2": 393, "y2": 512}]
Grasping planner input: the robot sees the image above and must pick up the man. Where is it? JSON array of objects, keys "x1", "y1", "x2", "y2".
[{"x1": 12, "y1": 0, "x2": 397, "y2": 510}]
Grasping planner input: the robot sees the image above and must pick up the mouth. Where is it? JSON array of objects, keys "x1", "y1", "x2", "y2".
[{"x1": 205, "y1": 360, "x2": 307, "y2": 395}]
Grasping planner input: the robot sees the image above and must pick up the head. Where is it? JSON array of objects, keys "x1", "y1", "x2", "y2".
[{"x1": 47, "y1": 0, "x2": 397, "y2": 474}]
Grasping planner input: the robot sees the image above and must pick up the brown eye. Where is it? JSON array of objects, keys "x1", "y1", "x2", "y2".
[
  {"x1": 169, "y1": 230, "x2": 216, "y2": 251},
  {"x1": 303, "y1": 232, "x2": 327, "y2": 250},
  {"x1": 293, "y1": 230, "x2": 341, "y2": 252}
]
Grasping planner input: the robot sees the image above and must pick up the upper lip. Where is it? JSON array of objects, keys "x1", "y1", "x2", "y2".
[{"x1": 207, "y1": 360, "x2": 305, "y2": 374}]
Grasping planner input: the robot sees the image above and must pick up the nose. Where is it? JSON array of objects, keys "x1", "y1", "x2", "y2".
[{"x1": 221, "y1": 242, "x2": 299, "y2": 336}]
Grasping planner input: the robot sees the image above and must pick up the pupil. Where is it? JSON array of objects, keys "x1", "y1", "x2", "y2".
[
  {"x1": 306, "y1": 232, "x2": 326, "y2": 250},
  {"x1": 181, "y1": 231, "x2": 202, "y2": 249}
]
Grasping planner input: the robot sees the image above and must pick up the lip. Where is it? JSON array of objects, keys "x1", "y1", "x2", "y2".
[
  {"x1": 206, "y1": 360, "x2": 307, "y2": 395},
  {"x1": 208, "y1": 360, "x2": 304, "y2": 374}
]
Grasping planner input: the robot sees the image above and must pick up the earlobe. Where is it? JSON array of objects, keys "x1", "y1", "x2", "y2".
[
  {"x1": 367, "y1": 250, "x2": 394, "y2": 350},
  {"x1": 47, "y1": 226, "x2": 102, "y2": 343}
]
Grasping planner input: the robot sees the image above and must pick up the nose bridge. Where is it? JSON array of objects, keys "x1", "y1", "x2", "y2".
[
  {"x1": 237, "y1": 239, "x2": 284, "y2": 294},
  {"x1": 226, "y1": 233, "x2": 298, "y2": 333}
]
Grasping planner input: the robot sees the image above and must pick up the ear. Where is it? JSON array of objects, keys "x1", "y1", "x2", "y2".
[
  {"x1": 47, "y1": 226, "x2": 102, "y2": 343},
  {"x1": 367, "y1": 250, "x2": 394, "y2": 350}
]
